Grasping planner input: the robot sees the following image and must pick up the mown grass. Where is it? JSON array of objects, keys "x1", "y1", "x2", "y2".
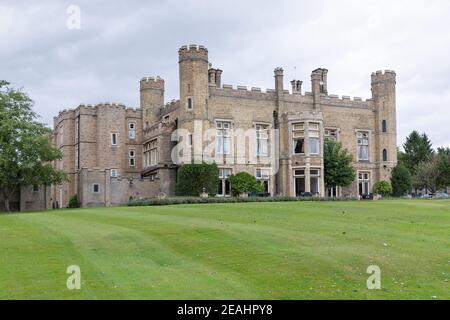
[{"x1": 0, "y1": 199, "x2": 449, "y2": 299}]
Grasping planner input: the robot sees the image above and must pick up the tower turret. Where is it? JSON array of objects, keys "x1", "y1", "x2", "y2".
[
  {"x1": 140, "y1": 76, "x2": 164, "y2": 128},
  {"x1": 178, "y1": 44, "x2": 209, "y2": 122},
  {"x1": 311, "y1": 68, "x2": 328, "y2": 109},
  {"x1": 371, "y1": 70, "x2": 397, "y2": 181}
]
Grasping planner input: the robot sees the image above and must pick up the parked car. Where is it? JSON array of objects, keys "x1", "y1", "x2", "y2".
[
  {"x1": 421, "y1": 194, "x2": 433, "y2": 199},
  {"x1": 435, "y1": 192, "x2": 449, "y2": 198}
]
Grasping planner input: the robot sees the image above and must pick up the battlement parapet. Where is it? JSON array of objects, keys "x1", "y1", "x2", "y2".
[
  {"x1": 140, "y1": 76, "x2": 164, "y2": 90},
  {"x1": 161, "y1": 99, "x2": 180, "y2": 116},
  {"x1": 179, "y1": 44, "x2": 208, "y2": 62},
  {"x1": 321, "y1": 94, "x2": 372, "y2": 109},
  {"x1": 143, "y1": 120, "x2": 176, "y2": 140},
  {"x1": 371, "y1": 69, "x2": 396, "y2": 83}
]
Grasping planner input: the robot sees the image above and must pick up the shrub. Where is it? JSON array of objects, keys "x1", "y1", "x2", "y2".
[
  {"x1": 373, "y1": 181, "x2": 392, "y2": 197},
  {"x1": 128, "y1": 196, "x2": 358, "y2": 207},
  {"x1": 68, "y1": 194, "x2": 79, "y2": 208},
  {"x1": 175, "y1": 162, "x2": 219, "y2": 197},
  {"x1": 391, "y1": 163, "x2": 412, "y2": 197},
  {"x1": 227, "y1": 172, "x2": 263, "y2": 196}
]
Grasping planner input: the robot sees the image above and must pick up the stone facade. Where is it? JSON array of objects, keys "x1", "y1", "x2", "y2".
[{"x1": 45, "y1": 44, "x2": 397, "y2": 208}]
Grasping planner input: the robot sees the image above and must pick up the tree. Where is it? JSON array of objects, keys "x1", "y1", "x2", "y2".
[
  {"x1": 0, "y1": 81, "x2": 66, "y2": 211},
  {"x1": 436, "y1": 147, "x2": 450, "y2": 189},
  {"x1": 391, "y1": 163, "x2": 412, "y2": 197},
  {"x1": 373, "y1": 181, "x2": 392, "y2": 197},
  {"x1": 401, "y1": 130, "x2": 433, "y2": 175},
  {"x1": 175, "y1": 162, "x2": 219, "y2": 196},
  {"x1": 323, "y1": 139, "x2": 355, "y2": 190},
  {"x1": 228, "y1": 172, "x2": 263, "y2": 197},
  {"x1": 413, "y1": 155, "x2": 441, "y2": 193}
]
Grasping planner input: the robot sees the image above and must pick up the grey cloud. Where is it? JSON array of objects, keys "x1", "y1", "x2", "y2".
[{"x1": 0, "y1": 0, "x2": 449, "y2": 147}]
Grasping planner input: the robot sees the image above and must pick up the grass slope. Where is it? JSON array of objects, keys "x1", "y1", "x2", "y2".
[{"x1": 0, "y1": 200, "x2": 449, "y2": 299}]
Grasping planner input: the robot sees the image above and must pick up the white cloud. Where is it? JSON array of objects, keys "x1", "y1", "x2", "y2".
[{"x1": 0, "y1": 0, "x2": 449, "y2": 147}]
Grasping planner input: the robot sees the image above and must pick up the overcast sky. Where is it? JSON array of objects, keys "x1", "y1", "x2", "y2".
[{"x1": 1, "y1": 0, "x2": 449, "y2": 148}]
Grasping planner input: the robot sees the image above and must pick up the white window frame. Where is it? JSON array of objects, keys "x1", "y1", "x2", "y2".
[
  {"x1": 324, "y1": 128, "x2": 338, "y2": 141},
  {"x1": 256, "y1": 168, "x2": 270, "y2": 194},
  {"x1": 218, "y1": 168, "x2": 232, "y2": 197},
  {"x1": 128, "y1": 122, "x2": 136, "y2": 140},
  {"x1": 216, "y1": 121, "x2": 231, "y2": 155},
  {"x1": 308, "y1": 122, "x2": 320, "y2": 155},
  {"x1": 292, "y1": 122, "x2": 305, "y2": 155},
  {"x1": 255, "y1": 124, "x2": 269, "y2": 156},
  {"x1": 310, "y1": 168, "x2": 321, "y2": 194},
  {"x1": 358, "y1": 171, "x2": 371, "y2": 195},
  {"x1": 111, "y1": 169, "x2": 118, "y2": 178}
]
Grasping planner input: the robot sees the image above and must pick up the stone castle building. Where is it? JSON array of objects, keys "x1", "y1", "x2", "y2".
[{"x1": 26, "y1": 44, "x2": 397, "y2": 209}]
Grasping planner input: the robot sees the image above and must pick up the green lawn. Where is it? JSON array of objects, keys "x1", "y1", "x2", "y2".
[{"x1": 0, "y1": 200, "x2": 449, "y2": 300}]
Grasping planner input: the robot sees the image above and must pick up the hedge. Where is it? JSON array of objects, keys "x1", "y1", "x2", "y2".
[
  {"x1": 175, "y1": 162, "x2": 219, "y2": 196},
  {"x1": 128, "y1": 196, "x2": 358, "y2": 207}
]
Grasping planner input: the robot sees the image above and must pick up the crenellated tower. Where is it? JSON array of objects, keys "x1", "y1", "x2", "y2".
[
  {"x1": 140, "y1": 76, "x2": 164, "y2": 128},
  {"x1": 371, "y1": 70, "x2": 397, "y2": 181},
  {"x1": 178, "y1": 44, "x2": 209, "y2": 124},
  {"x1": 311, "y1": 68, "x2": 328, "y2": 109}
]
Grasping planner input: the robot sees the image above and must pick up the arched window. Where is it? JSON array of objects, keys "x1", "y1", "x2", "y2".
[
  {"x1": 382, "y1": 120, "x2": 387, "y2": 133},
  {"x1": 383, "y1": 149, "x2": 388, "y2": 162}
]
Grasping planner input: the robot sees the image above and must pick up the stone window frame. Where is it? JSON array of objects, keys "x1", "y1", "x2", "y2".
[
  {"x1": 309, "y1": 167, "x2": 321, "y2": 195},
  {"x1": 92, "y1": 183, "x2": 100, "y2": 193},
  {"x1": 357, "y1": 170, "x2": 372, "y2": 195},
  {"x1": 144, "y1": 139, "x2": 158, "y2": 167},
  {"x1": 128, "y1": 121, "x2": 136, "y2": 140},
  {"x1": 254, "y1": 122, "x2": 270, "y2": 157},
  {"x1": 292, "y1": 122, "x2": 305, "y2": 155},
  {"x1": 308, "y1": 122, "x2": 321, "y2": 155},
  {"x1": 382, "y1": 120, "x2": 387, "y2": 133},
  {"x1": 186, "y1": 96, "x2": 193, "y2": 111},
  {"x1": 128, "y1": 148, "x2": 136, "y2": 167},
  {"x1": 111, "y1": 132, "x2": 118, "y2": 146},
  {"x1": 355, "y1": 129, "x2": 371, "y2": 162},
  {"x1": 215, "y1": 120, "x2": 233, "y2": 156},
  {"x1": 32, "y1": 184, "x2": 39, "y2": 192},
  {"x1": 383, "y1": 148, "x2": 388, "y2": 162},
  {"x1": 324, "y1": 127, "x2": 339, "y2": 142},
  {"x1": 217, "y1": 168, "x2": 232, "y2": 197},
  {"x1": 292, "y1": 122, "x2": 321, "y2": 156},
  {"x1": 255, "y1": 168, "x2": 271, "y2": 194}
]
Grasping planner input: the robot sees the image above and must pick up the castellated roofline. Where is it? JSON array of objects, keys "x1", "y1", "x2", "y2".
[
  {"x1": 371, "y1": 70, "x2": 396, "y2": 83},
  {"x1": 178, "y1": 44, "x2": 208, "y2": 62},
  {"x1": 55, "y1": 103, "x2": 140, "y2": 119}
]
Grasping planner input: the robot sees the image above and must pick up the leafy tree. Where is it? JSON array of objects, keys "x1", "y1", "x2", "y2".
[
  {"x1": 0, "y1": 81, "x2": 66, "y2": 211},
  {"x1": 175, "y1": 162, "x2": 219, "y2": 196},
  {"x1": 436, "y1": 147, "x2": 450, "y2": 189},
  {"x1": 228, "y1": 172, "x2": 263, "y2": 196},
  {"x1": 323, "y1": 140, "x2": 355, "y2": 190},
  {"x1": 402, "y1": 130, "x2": 433, "y2": 175},
  {"x1": 373, "y1": 180, "x2": 392, "y2": 197},
  {"x1": 413, "y1": 155, "x2": 441, "y2": 193},
  {"x1": 391, "y1": 163, "x2": 412, "y2": 197}
]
